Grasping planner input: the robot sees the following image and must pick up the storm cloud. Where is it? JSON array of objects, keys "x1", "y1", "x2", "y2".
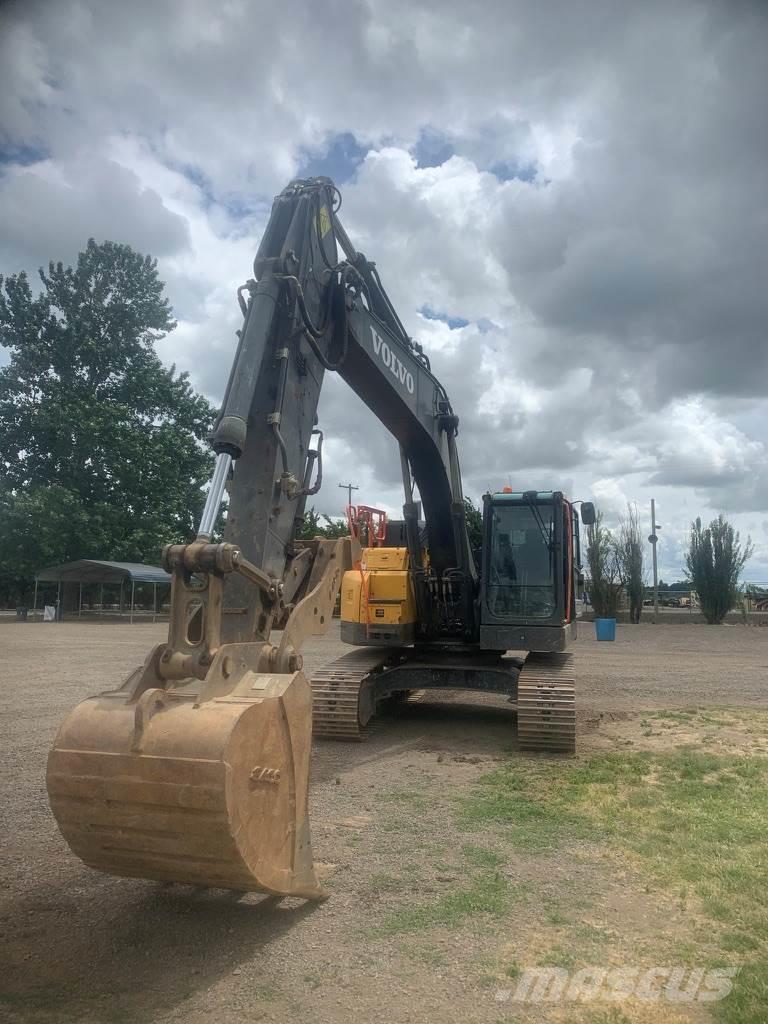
[{"x1": 1, "y1": 0, "x2": 766, "y2": 578}]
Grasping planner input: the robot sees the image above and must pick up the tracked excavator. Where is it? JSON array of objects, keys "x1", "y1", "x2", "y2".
[{"x1": 47, "y1": 177, "x2": 595, "y2": 900}]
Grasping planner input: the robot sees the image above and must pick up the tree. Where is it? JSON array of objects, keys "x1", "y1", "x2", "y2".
[
  {"x1": 586, "y1": 513, "x2": 623, "y2": 618},
  {"x1": 0, "y1": 240, "x2": 215, "y2": 604},
  {"x1": 320, "y1": 514, "x2": 352, "y2": 539},
  {"x1": 685, "y1": 514, "x2": 753, "y2": 624},
  {"x1": 616, "y1": 503, "x2": 645, "y2": 623},
  {"x1": 296, "y1": 507, "x2": 349, "y2": 540},
  {"x1": 464, "y1": 496, "x2": 483, "y2": 553}
]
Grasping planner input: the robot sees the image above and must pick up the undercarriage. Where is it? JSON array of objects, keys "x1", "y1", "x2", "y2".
[{"x1": 311, "y1": 644, "x2": 576, "y2": 752}]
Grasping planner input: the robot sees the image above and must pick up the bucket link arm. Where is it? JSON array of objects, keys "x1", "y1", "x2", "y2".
[{"x1": 158, "y1": 538, "x2": 357, "y2": 682}]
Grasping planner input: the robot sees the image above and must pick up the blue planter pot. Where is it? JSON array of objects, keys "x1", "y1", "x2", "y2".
[{"x1": 595, "y1": 618, "x2": 616, "y2": 641}]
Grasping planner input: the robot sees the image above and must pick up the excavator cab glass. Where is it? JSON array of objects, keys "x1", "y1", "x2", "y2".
[
  {"x1": 486, "y1": 503, "x2": 556, "y2": 619},
  {"x1": 480, "y1": 490, "x2": 578, "y2": 652}
]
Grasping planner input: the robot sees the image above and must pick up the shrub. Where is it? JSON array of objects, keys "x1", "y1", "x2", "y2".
[
  {"x1": 685, "y1": 515, "x2": 753, "y2": 624},
  {"x1": 586, "y1": 514, "x2": 623, "y2": 619},
  {"x1": 616, "y1": 504, "x2": 645, "y2": 623}
]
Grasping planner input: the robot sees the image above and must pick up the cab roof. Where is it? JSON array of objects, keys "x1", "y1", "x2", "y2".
[{"x1": 488, "y1": 490, "x2": 561, "y2": 504}]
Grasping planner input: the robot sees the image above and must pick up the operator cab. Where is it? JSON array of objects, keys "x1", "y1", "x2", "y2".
[{"x1": 480, "y1": 490, "x2": 594, "y2": 653}]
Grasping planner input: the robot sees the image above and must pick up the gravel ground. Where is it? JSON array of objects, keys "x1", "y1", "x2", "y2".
[{"x1": 1, "y1": 619, "x2": 767, "y2": 1024}]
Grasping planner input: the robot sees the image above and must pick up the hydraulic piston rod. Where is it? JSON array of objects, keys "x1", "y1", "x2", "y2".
[{"x1": 197, "y1": 452, "x2": 232, "y2": 539}]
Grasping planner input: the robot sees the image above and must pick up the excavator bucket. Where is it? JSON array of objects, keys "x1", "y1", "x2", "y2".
[{"x1": 47, "y1": 644, "x2": 325, "y2": 899}]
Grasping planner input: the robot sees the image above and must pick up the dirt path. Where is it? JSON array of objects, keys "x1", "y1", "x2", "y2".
[{"x1": 1, "y1": 620, "x2": 767, "y2": 1023}]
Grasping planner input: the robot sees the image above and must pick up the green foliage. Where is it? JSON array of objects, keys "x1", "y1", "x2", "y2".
[
  {"x1": 585, "y1": 512, "x2": 623, "y2": 618},
  {"x1": 0, "y1": 485, "x2": 94, "y2": 603},
  {"x1": 466, "y1": 727, "x2": 768, "y2": 1022},
  {"x1": 0, "y1": 240, "x2": 215, "y2": 604},
  {"x1": 616, "y1": 502, "x2": 645, "y2": 623},
  {"x1": 379, "y1": 871, "x2": 511, "y2": 935},
  {"x1": 685, "y1": 514, "x2": 753, "y2": 624},
  {"x1": 464, "y1": 496, "x2": 483, "y2": 552},
  {"x1": 295, "y1": 506, "x2": 349, "y2": 540}
]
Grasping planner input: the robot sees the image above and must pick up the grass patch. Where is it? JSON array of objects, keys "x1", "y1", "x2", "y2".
[
  {"x1": 458, "y1": 764, "x2": 592, "y2": 851},
  {"x1": 465, "y1": 738, "x2": 768, "y2": 1023},
  {"x1": 366, "y1": 872, "x2": 411, "y2": 896},
  {"x1": 720, "y1": 931, "x2": 759, "y2": 953},
  {"x1": 379, "y1": 871, "x2": 512, "y2": 936},
  {"x1": 462, "y1": 842, "x2": 504, "y2": 868},
  {"x1": 504, "y1": 961, "x2": 522, "y2": 980},
  {"x1": 380, "y1": 789, "x2": 432, "y2": 811},
  {"x1": 715, "y1": 963, "x2": 768, "y2": 1024},
  {"x1": 544, "y1": 906, "x2": 570, "y2": 926},
  {"x1": 538, "y1": 945, "x2": 578, "y2": 970},
  {"x1": 398, "y1": 938, "x2": 447, "y2": 967},
  {"x1": 651, "y1": 709, "x2": 696, "y2": 723},
  {"x1": 585, "y1": 1011, "x2": 633, "y2": 1024}
]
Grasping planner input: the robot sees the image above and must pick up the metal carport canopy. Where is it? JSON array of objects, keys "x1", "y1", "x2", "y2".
[{"x1": 35, "y1": 560, "x2": 170, "y2": 584}]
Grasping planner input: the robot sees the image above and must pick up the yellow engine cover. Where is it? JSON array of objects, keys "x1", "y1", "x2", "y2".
[{"x1": 340, "y1": 547, "x2": 417, "y2": 646}]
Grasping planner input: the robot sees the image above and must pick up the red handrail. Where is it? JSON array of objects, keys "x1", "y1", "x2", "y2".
[{"x1": 346, "y1": 504, "x2": 388, "y2": 547}]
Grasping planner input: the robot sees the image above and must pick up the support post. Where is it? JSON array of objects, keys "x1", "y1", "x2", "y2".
[
  {"x1": 130, "y1": 579, "x2": 135, "y2": 625},
  {"x1": 338, "y1": 481, "x2": 359, "y2": 510},
  {"x1": 153, "y1": 582, "x2": 157, "y2": 624},
  {"x1": 33, "y1": 579, "x2": 39, "y2": 622},
  {"x1": 651, "y1": 499, "x2": 659, "y2": 624},
  {"x1": 100, "y1": 583, "x2": 104, "y2": 617},
  {"x1": 56, "y1": 579, "x2": 61, "y2": 623}
]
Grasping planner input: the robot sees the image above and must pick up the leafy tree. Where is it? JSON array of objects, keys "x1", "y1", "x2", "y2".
[
  {"x1": 586, "y1": 512, "x2": 623, "y2": 618},
  {"x1": 296, "y1": 496, "x2": 482, "y2": 552},
  {"x1": 0, "y1": 240, "x2": 215, "y2": 604},
  {"x1": 320, "y1": 514, "x2": 352, "y2": 539},
  {"x1": 296, "y1": 507, "x2": 349, "y2": 540},
  {"x1": 464, "y1": 496, "x2": 483, "y2": 553},
  {"x1": 685, "y1": 514, "x2": 753, "y2": 624},
  {"x1": 616, "y1": 503, "x2": 645, "y2": 623}
]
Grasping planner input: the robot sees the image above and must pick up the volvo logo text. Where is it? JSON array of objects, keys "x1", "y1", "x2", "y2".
[{"x1": 370, "y1": 327, "x2": 415, "y2": 394}]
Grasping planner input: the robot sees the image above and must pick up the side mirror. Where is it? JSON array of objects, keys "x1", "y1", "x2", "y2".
[{"x1": 580, "y1": 501, "x2": 596, "y2": 526}]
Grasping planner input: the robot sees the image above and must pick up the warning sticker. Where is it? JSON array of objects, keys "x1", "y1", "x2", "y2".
[{"x1": 318, "y1": 205, "x2": 332, "y2": 237}]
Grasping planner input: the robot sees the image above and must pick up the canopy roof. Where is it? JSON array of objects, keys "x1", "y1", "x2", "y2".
[
  {"x1": 36, "y1": 560, "x2": 170, "y2": 585},
  {"x1": 491, "y1": 490, "x2": 558, "y2": 503}
]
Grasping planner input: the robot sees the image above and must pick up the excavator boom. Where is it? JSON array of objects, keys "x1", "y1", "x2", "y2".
[
  {"x1": 47, "y1": 177, "x2": 586, "y2": 896},
  {"x1": 47, "y1": 177, "x2": 475, "y2": 896}
]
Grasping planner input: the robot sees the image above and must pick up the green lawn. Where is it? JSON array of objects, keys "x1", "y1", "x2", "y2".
[{"x1": 461, "y1": 727, "x2": 768, "y2": 1023}]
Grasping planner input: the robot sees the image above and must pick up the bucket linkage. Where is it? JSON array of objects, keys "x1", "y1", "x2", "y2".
[{"x1": 47, "y1": 536, "x2": 354, "y2": 899}]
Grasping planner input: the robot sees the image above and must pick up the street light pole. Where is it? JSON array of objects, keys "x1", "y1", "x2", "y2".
[
  {"x1": 649, "y1": 499, "x2": 660, "y2": 624},
  {"x1": 338, "y1": 481, "x2": 359, "y2": 509}
]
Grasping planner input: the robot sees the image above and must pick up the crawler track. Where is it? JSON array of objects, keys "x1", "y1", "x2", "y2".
[
  {"x1": 516, "y1": 652, "x2": 576, "y2": 754},
  {"x1": 311, "y1": 648, "x2": 577, "y2": 752},
  {"x1": 310, "y1": 649, "x2": 386, "y2": 740}
]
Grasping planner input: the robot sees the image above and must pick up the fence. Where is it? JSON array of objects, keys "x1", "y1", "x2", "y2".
[
  {"x1": 640, "y1": 584, "x2": 768, "y2": 614},
  {"x1": 580, "y1": 582, "x2": 768, "y2": 622}
]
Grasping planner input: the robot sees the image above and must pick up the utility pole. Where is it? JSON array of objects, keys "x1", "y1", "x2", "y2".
[
  {"x1": 649, "y1": 499, "x2": 660, "y2": 623},
  {"x1": 339, "y1": 481, "x2": 359, "y2": 509}
]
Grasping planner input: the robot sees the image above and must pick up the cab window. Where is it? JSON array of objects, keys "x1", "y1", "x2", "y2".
[{"x1": 487, "y1": 504, "x2": 556, "y2": 619}]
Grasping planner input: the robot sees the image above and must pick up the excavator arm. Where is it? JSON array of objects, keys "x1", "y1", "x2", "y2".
[
  {"x1": 46, "y1": 177, "x2": 475, "y2": 898},
  {"x1": 208, "y1": 176, "x2": 476, "y2": 643}
]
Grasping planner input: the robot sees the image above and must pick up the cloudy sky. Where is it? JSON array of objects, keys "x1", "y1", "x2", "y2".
[{"x1": 1, "y1": 0, "x2": 767, "y2": 580}]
